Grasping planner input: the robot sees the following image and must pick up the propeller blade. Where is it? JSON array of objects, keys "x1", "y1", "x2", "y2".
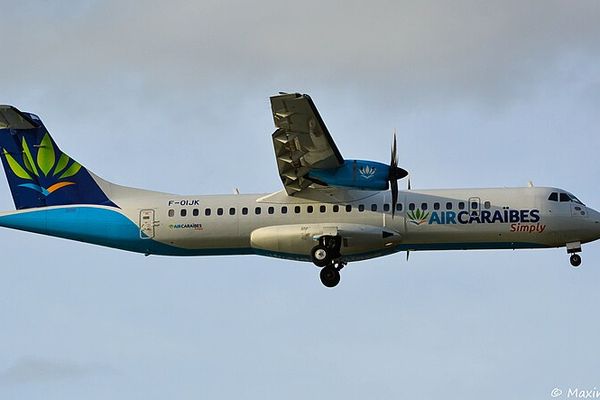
[
  {"x1": 388, "y1": 130, "x2": 407, "y2": 181},
  {"x1": 388, "y1": 129, "x2": 407, "y2": 219},
  {"x1": 391, "y1": 179, "x2": 398, "y2": 218},
  {"x1": 390, "y1": 130, "x2": 398, "y2": 168}
]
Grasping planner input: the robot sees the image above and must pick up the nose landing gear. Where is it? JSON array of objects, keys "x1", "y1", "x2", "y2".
[
  {"x1": 566, "y1": 241, "x2": 582, "y2": 268},
  {"x1": 570, "y1": 253, "x2": 582, "y2": 267}
]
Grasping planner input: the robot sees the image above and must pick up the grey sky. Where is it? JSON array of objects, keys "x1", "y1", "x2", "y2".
[
  {"x1": 4, "y1": 1, "x2": 600, "y2": 102},
  {"x1": 1, "y1": 1, "x2": 599, "y2": 399}
]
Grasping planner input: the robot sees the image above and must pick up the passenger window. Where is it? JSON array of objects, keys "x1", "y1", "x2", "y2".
[
  {"x1": 255, "y1": 207, "x2": 262, "y2": 215},
  {"x1": 396, "y1": 203, "x2": 402, "y2": 212},
  {"x1": 333, "y1": 205, "x2": 339, "y2": 213},
  {"x1": 268, "y1": 206, "x2": 274, "y2": 215},
  {"x1": 168, "y1": 209, "x2": 174, "y2": 217},
  {"x1": 559, "y1": 193, "x2": 570, "y2": 202},
  {"x1": 205, "y1": 208, "x2": 211, "y2": 216},
  {"x1": 192, "y1": 208, "x2": 199, "y2": 217},
  {"x1": 484, "y1": 201, "x2": 491, "y2": 209},
  {"x1": 383, "y1": 204, "x2": 390, "y2": 212},
  {"x1": 434, "y1": 202, "x2": 440, "y2": 210},
  {"x1": 345, "y1": 205, "x2": 352, "y2": 212},
  {"x1": 295, "y1": 206, "x2": 301, "y2": 214},
  {"x1": 217, "y1": 208, "x2": 224, "y2": 216},
  {"x1": 446, "y1": 202, "x2": 452, "y2": 210},
  {"x1": 281, "y1": 206, "x2": 288, "y2": 214},
  {"x1": 242, "y1": 207, "x2": 248, "y2": 215},
  {"x1": 180, "y1": 209, "x2": 187, "y2": 217},
  {"x1": 229, "y1": 207, "x2": 236, "y2": 216},
  {"x1": 320, "y1": 205, "x2": 326, "y2": 213},
  {"x1": 458, "y1": 202, "x2": 465, "y2": 210},
  {"x1": 371, "y1": 204, "x2": 377, "y2": 212},
  {"x1": 358, "y1": 204, "x2": 365, "y2": 212},
  {"x1": 409, "y1": 203, "x2": 415, "y2": 211},
  {"x1": 421, "y1": 203, "x2": 428, "y2": 211},
  {"x1": 471, "y1": 201, "x2": 478, "y2": 210},
  {"x1": 307, "y1": 205, "x2": 313, "y2": 213}
]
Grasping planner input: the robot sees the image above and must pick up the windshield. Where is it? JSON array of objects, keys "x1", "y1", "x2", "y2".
[
  {"x1": 547, "y1": 191, "x2": 585, "y2": 205},
  {"x1": 568, "y1": 193, "x2": 584, "y2": 205}
]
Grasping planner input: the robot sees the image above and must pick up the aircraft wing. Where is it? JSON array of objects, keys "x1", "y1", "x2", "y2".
[{"x1": 270, "y1": 93, "x2": 344, "y2": 195}]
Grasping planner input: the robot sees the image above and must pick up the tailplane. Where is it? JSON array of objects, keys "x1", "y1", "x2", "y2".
[{"x1": 0, "y1": 105, "x2": 115, "y2": 209}]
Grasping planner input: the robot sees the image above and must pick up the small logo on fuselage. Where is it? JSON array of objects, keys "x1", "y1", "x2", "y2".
[
  {"x1": 169, "y1": 223, "x2": 203, "y2": 231},
  {"x1": 407, "y1": 208, "x2": 430, "y2": 225}
]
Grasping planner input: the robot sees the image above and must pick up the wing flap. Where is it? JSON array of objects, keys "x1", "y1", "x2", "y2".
[{"x1": 270, "y1": 93, "x2": 344, "y2": 195}]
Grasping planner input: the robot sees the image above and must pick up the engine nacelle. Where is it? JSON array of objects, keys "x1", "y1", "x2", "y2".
[
  {"x1": 307, "y1": 159, "x2": 390, "y2": 191},
  {"x1": 250, "y1": 223, "x2": 402, "y2": 261}
]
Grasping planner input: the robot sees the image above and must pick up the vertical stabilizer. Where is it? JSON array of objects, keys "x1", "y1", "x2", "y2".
[{"x1": 0, "y1": 105, "x2": 116, "y2": 209}]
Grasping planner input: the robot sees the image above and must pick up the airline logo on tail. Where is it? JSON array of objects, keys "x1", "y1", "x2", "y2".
[{"x1": 1, "y1": 132, "x2": 81, "y2": 196}]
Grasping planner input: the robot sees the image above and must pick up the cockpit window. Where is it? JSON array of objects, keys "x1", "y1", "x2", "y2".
[
  {"x1": 568, "y1": 194, "x2": 584, "y2": 205},
  {"x1": 549, "y1": 191, "x2": 585, "y2": 205}
]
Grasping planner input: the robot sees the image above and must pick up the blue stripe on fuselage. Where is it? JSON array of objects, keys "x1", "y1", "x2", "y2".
[{"x1": 0, "y1": 206, "x2": 205, "y2": 256}]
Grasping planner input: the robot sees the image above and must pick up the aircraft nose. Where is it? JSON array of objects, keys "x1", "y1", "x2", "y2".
[{"x1": 587, "y1": 208, "x2": 600, "y2": 239}]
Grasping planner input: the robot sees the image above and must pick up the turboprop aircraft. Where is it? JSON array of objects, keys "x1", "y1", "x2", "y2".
[{"x1": 1, "y1": 93, "x2": 599, "y2": 287}]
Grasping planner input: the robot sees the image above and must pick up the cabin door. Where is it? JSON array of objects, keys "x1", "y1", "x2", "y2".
[
  {"x1": 139, "y1": 209, "x2": 156, "y2": 239},
  {"x1": 468, "y1": 197, "x2": 481, "y2": 218}
]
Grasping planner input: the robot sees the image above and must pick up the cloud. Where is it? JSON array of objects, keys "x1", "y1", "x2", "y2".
[
  {"x1": 2, "y1": 0, "x2": 599, "y2": 106},
  {"x1": 0, "y1": 357, "x2": 115, "y2": 385}
]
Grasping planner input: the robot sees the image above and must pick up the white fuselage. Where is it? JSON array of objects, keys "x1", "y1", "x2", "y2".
[
  {"x1": 111, "y1": 186, "x2": 600, "y2": 261},
  {"x1": 1, "y1": 185, "x2": 599, "y2": 263}
]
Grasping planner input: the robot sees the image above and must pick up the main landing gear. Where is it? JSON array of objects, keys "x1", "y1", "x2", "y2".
[
  {"x1": 566, "y1": 241, "x2": 582, "y2": 268},
  {"x1": 311, "y1": 236, "x2": 345, "y2": 288}
]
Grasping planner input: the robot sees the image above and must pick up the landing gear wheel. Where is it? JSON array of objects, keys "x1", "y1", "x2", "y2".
[
  {"x1": 570, "y1": 253, "x2": 582, "y2": 268},
  {"x1": 311, "y1": 245, "x2": 330, "y2": 267},
  {"x1": 320, "y1": 266, "x2": 341, "y2": 288}
]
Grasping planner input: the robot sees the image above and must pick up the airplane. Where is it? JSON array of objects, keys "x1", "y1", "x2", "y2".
[{"x1": 1, "y1": 93, "x2": 599, "y2": 288}]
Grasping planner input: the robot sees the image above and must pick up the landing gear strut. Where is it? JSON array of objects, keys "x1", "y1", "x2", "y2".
[
  {"x1": 311, "y1": 236, "x2": 341, "y2": 267},
  {"x1": 312, "y1": 236, "x2": 344, "y2": 287}
]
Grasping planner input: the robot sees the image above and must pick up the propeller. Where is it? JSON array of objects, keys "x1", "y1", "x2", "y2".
[{"x1": 388, "y1": 131, "x2": 409, "y2": 217}]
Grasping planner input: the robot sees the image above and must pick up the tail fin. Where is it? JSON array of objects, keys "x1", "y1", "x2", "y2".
[{"x1": 0, "y1": 105, "x2": 116, "y2": 209}]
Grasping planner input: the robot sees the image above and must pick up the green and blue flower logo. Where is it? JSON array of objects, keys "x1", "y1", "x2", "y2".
[
  {"x1": 2, "y1": 132, "x2": 81, "y2": 196},
  {"x1": 407, "y1": 208, "x2": 430, "y2": 225}
]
